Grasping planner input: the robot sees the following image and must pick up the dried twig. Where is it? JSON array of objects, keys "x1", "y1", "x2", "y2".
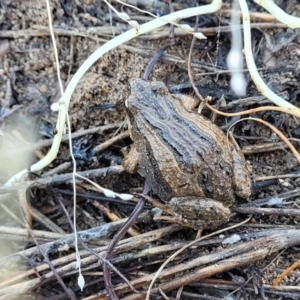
[
  {"x1": 103, "y1": 198, "x2": 145, "y2": 299},
  {"x1": 83, "y1": 229, "x2": 300, "y2": 299},
  {"x1": 0, "y1": 166, "x2": 125, "y2": 195}
]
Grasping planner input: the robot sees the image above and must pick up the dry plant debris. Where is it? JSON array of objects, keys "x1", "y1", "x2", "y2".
[{"x1": 1, "y1": 0, "x2": 300, "y2": 299}]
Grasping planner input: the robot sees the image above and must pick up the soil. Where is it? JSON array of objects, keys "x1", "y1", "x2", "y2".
[{"x1": 1, "y1": 0, "x2": 300, "y2": 299}]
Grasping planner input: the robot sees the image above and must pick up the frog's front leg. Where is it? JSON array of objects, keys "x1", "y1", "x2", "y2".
[
  {"x1": 123, "y1": 145, "x2": 140, "y2": 174},
  {"x1": 167, "y1": 197, "x2": 231, "y2": 230}
]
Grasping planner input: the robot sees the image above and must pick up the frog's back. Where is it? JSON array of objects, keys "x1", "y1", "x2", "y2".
[{"x1": 127, "y1": 79, "x2": 241, "y2": 204}]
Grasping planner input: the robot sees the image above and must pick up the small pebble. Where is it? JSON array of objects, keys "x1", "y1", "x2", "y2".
[
  {"x1": 39, "y1": 84, "x2": 48, "y2": 93},
  {"x1": 222, "y1": 234, "x2": 241, "y2": 245}
]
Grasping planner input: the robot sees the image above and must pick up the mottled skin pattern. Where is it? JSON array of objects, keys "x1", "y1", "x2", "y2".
[{"x1": 123, "y1": 79, "x2": 252, "y2": 229}]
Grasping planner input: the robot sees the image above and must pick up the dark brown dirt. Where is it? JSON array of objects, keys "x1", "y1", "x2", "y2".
[{"x1": 1, "y1": 0, "x2": 300, "y2": 299}]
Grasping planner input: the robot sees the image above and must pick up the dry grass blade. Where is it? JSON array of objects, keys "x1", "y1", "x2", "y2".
[
  {"x1": 2, "y1": 0, "x2": 300, "y2": 298},
  {"x1": 80, "y1": 229, "x2": 300, "y2": 299}
]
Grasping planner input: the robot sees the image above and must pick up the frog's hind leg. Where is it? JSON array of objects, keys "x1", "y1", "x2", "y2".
[{"x1": 167, "y1": 197, "x2": 231, "y2": 230}]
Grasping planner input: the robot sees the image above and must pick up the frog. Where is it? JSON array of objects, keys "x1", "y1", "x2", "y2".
[{"x1": 123, "y1": 78, "x2": 252, "y2": 229}]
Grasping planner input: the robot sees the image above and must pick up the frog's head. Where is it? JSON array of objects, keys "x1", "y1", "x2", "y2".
[
  {"x1": 126, "y1": 79, "x2": 151, "y2": 112},
  {"x1": 126, "y1": 79, "x2": 170, "y2": 113}
]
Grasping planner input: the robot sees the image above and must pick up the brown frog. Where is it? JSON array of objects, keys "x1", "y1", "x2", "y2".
[{"x1": 123, "y1": 79, "x2": 251, "y2": 229}]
